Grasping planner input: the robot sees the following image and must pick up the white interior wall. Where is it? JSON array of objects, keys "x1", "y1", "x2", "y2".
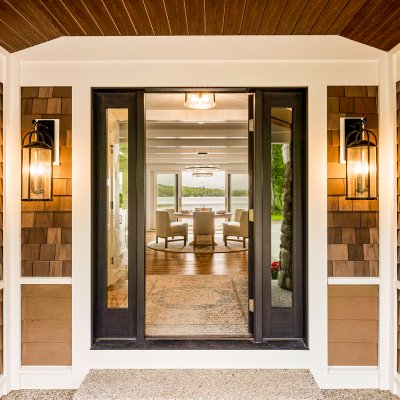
[{"x1": 1, "y1": 36, "x2": 397, "y2": 392}]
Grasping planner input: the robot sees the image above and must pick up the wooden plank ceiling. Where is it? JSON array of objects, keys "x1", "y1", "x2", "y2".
[{"x1": 0, "y1": 0, "x2": 399, "y2": 53}]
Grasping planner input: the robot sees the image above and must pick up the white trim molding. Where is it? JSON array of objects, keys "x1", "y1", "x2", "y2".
[{"x1": 328, "y1": 278, "x2": 381, "y2": 285}]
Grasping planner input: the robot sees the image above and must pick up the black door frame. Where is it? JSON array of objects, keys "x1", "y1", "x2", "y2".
[{"x1": 91, "y1": 87, "x2": 307, "y2": 349}]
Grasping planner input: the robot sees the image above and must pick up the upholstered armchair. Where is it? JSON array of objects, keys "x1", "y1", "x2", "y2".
[
  {"x1": 193, "y1": 211, "x2": 215, "y2": 250},
  {"x1": 165, "y1": 208, "x2": 177, "y2": 222},
  {"x1": 156, "y1": 210, "x2": 188, "y2": 248},
  {"x1": 233, "y1": 208, "x2": 243, "y2": 222},
  {"x1": 222, "y1": 210, "x2": 249, "y2": 248}
]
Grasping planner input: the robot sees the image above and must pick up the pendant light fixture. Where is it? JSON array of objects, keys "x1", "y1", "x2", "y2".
[
  {"x1": 345, "y1": 118, "x2": 378, "y2": 200},
  {"x1": 184, "y1": 92, "x2": 216, "y2": 110},
  {"x1": 21, "y1": 120, "x2": 54, "y2": 201}
]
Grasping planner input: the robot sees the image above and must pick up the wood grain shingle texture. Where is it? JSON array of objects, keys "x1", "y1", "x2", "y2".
[
  {"x1": 21, "y1": 285, "x2": 71, "y2": 366},
  {"x1": 21, "y1": 87, "x2": 72, "y2": 277},
  {"x1": 327, "y1": 86, "x2": 379, "y2": 278},
  {"x1": 328, "y1": 285, "x2": 379, "y2": 366}
]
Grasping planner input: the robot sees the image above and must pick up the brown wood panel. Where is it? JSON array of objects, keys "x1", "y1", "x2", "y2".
[
  {"x1": 59, "y1": 0, "x2": 103, "y2": 36},
  {"x1": 328, "y1": 285, "x2": 379, "y2": 366},
  {"x1": 39, "y1": 0, "x2": 86, "y2": 36},
  {"x1": 102, "y1": 0, "x2": 137, "y2": 35},
  {"x1": 80, "y1": 0, "x2": 120, "y2": 35},
  {"x1": 21, "y1": 284, "x2": 72, "y2": 366},
  {"x1": 309, "y1": 0, "x2": 349, "y2": 34},
  {"x1": 257, "y1": 0, "x2": 287, "y2": 35},
  {"x1": 164, "y1": 0, "x2": 188, "y2": 35},
  {"x1": 22, "y1": 343, "x2": 72, "y2": 366},
  {"x1": 205, "y1": 0, "x2": 225, "y2": 35},
  {"x1": 291, "y1": 0, "x2": 327, "y2": 34},
  {"x1": 275, "y1": 0, "x2": 307, "y2": 35},
  {"x1": 142, "y1": 0, "x2": 171, "y2": 35},
  {"x1": 185, "y1": 0, "x2": 205, "y2": 35},
  {"x1": 240, "y1": 0, "x2": 268, "y2": 35},
  {"x1": 0, "y1": 0, "x2": 399, "y2": 51},
  {"x1": 4, "y1": 0, "x2": 65, "y2": 39},
  {"x1": 326, "y1": 0, "x2": 368, "y2": 35},
  {"x1": 22, "y1": 320, "x2": 71, "y2": 343},
  {"x1": 342, "y1": 0, "x2": 397, "y2": 44},
  {"x1": 367, "y1": 8, "x2": 400, "y2": 51},
  {"x1": 328, "y1": 343, "x2": 378, "y2": 366},
  {"x1": 223, "y1": 0, "x2": 246, "y2": 34},
  {"x1": 0, "y1": 0, "x2": 46, "y2": 45}
]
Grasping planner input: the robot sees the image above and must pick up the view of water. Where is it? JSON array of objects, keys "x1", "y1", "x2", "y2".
[{"x1": 157, "y1": 196, "x2": 248, "y2": 211}]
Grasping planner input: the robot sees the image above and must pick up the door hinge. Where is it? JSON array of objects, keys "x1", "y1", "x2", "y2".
[
  {"x1": 248, "y1": 118, "x2": 254, "y2": 132},
  {"x1": 249, "y1": 208, "x2": 254, "y2": 222},
  {"x1": 249, "y1": 298, "x2": 254, "y2": 313},
  {"x1": 110, "y1": 200, "x2": 114, "y2": 210},
  {"x1": 110, "y1": 256, "x2": 114, "y2": 265}
]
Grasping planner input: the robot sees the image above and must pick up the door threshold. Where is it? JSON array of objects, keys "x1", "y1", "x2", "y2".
[
  {"x1": 146, "y1": 335, "x2": 253, "y2": 341},
  {"x1": 92, "y1": 338, "x2": 308, "y2": 350}
]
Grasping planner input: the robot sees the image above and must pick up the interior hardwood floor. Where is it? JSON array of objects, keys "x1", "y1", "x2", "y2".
[{"x1": 145, "y1": 231, "x2": 248, "y2": 275}]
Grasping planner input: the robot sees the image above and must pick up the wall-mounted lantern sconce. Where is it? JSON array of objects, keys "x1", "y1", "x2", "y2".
[
  {"x1": 21, "y1": 120, "x2": 54, "y2": 201},
  {"x1": 345, "y1": 118, "x2": 378, "y2": 200}
]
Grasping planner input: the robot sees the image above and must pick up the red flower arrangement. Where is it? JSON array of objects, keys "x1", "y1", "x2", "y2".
[{"x1": 271, "y1": 261, "x2": 280, "y2": 279}]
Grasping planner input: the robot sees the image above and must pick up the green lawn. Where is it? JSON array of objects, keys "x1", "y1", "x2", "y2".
[{"x1": 271, "y1": 214, "x2": 283, "y2": 221}]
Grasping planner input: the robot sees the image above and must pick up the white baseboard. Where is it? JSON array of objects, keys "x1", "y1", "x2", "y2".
[
  {"x1": 20, "y1": 367, "x2": 83, "y2": 389},
  {"x1": 315, "y1": 367, "x2": 380, "y2": 389}
]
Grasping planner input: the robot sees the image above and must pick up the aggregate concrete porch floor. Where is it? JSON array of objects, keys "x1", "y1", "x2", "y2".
[{"x1": 1, "y1": 387, "x2": 399, "y2": 400}]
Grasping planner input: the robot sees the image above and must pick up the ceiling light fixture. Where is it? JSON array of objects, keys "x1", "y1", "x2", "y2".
[
  {"x1": 185, "y1": 164, "x2": 220, "y2": 177},
  {"x1": 184, "y1": 92, "x2": 216, "y2": 110}
]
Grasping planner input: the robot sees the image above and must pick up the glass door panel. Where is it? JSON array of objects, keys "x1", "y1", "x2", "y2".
[
  {"x1": 270, "y1": 108, "x2": 293, "y2": 308},
  {"x1": 107, "y1": 108, "x2": 129, "y2": 308}
]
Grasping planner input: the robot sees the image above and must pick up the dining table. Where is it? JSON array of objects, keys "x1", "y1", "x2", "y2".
[{"x1": 173, "y1": 211, "x2": 233, "y2": 221}]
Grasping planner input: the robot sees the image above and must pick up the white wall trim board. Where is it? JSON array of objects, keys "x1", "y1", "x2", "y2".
[
  {"x1": 393, "y1": 373, "x2": 400, "y2": 395},
  {"x1": 327, "y1": 278, "x2": 381, "y2": 285}
]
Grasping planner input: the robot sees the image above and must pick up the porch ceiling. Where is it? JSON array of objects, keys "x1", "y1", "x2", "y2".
[{"x1": 0, "y1": 0, "x2": 399, "y2": 53}]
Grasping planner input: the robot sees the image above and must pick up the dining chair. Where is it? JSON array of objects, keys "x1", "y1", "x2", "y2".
[
  {"x1": 156, "y1": 210, "x2": 188, "y2": 248},
  {"x1": 193, "y1": 211, "x2": 215, "y2": 250},
  {"x1": 222, "y1": 210, "x2": 249, "y2": 248}
]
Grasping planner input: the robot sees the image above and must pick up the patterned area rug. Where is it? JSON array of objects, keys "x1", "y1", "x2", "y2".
[
  {"x1": 146, "y1": 275, "x2": 249, "y2": 336},
  {"x1": 147, "y1": 234, "x2": 247, "y2": 253}
]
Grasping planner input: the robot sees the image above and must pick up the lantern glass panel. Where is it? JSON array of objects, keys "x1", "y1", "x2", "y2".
[
  {"x1": 22, "y1": 146, "x2": 52, "y2": 200},
  {"x1": 346, "y1": 143, "x2": 377, "y2": 199}
]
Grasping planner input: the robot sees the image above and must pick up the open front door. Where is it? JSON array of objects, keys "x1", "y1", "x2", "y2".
[
  {"x1": 252, "y1": 90, "x2": 307, "y2": 341},
  {"x1": 92, "y1": 90, "x2": 145, "y2": 343},
  {"x1": 247, "y1": 94, "x2": 255, "y2": 336}
]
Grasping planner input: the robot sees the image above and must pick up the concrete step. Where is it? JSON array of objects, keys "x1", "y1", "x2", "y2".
[{"x1": 73, "y1": 369, "x2": 323, "y2": 400}]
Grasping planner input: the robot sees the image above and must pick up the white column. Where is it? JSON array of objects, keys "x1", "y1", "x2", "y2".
[
  {"x1": 307, "y1": 83, "x2": 328, "y2": 385},
  {"x1": 71, "y1": 83, "x2": 91, "y2": 384},
  {"x1": 378, "y1": 53, "x2": 396, "y2": 390},
  {"x1": 4, "y1": 55, "x2": 21, "y2": 390}
]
